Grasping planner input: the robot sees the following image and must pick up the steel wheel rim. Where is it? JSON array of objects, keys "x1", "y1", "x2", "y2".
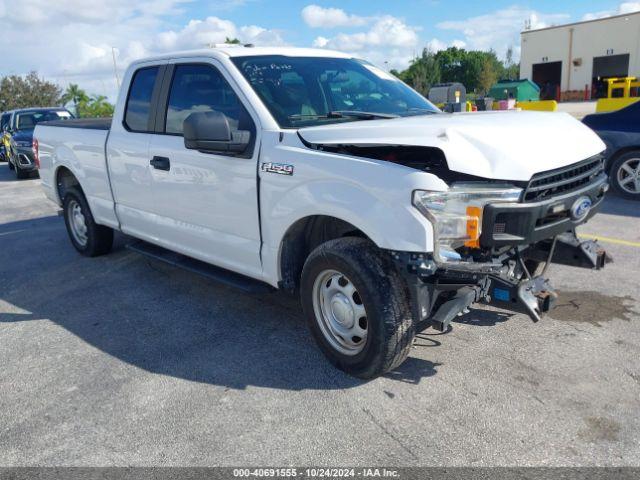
[
  {"x1": 68, "y1": 200, "x2": 88, "y2": 246},
  {"x1": 617, "y1": 157, "x2": 640, "y2": 194},
  {"x1": 312, "y1": 269, "x2": 368, "y2": 356}
]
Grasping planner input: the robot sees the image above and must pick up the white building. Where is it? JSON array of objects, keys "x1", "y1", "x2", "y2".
[{"x1": 520, "y1": 11, "x2": 640, "y2": 99}]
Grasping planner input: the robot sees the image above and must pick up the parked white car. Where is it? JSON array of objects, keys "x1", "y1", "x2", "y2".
[{"x1": 35, "y1": 46, "x2": 610, "y2": 378}]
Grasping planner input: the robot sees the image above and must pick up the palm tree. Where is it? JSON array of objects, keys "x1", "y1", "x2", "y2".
[{"x1": 61, "y1": 84, "x2": 89, "y2": 117}]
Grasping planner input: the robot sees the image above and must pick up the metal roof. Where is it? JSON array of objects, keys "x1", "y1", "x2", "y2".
[{"x1": 522, "y1": 10, "x2": 640, "y2": 34}]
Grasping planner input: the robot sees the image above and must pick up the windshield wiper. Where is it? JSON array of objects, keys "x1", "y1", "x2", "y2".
[
  {"x1": 288, "y1": 110, "x2": 399, "y2": 121},
  {"x1": 404, "y1": 108, "x2": 439, "y2": 116},
  {"x1": 330, "y1": 110, "x2": 399, "y2": 119}
]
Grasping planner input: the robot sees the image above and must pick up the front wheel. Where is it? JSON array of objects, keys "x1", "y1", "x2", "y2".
[
  {"x1": 610, "y1": 151, "x2": 640, "y2": 200},
  {"x1": 300, "y1": 238, "x2": 415, "y2": 379},
  {"x1": 63, "y1": 187, "x2": 114, "y2": 256}
]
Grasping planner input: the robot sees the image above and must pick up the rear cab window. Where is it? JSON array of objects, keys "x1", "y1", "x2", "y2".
[{"x1": 124, "y1": 67, "x2": 160, "y2": 132}]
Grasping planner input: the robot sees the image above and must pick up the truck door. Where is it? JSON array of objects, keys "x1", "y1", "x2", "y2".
[
  {"x1": 107, "y1": 63, "x2": 166, "y2": 240},
  {"x1": 146, "y1": 60, "x2": 263, "y2": 279}
]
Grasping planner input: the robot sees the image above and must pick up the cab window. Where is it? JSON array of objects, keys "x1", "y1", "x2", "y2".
[
  {"x1": 124, "y1": 67, "x2": 159, "y2": 132},
  {"x1": 164, "y1": 64, "x2": 255, "y2": 153}
]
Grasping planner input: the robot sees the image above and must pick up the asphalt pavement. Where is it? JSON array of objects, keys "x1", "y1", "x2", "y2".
[{"x1": 1, "y1": 163, "x2": 639, "y2": 466}]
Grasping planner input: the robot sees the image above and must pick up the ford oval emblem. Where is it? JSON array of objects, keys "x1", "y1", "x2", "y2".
[{"x1": 570, "y1": 196, "x2": 592, "y2": 221}]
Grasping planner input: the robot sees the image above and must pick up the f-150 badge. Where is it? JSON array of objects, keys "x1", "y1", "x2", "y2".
[{"x1": 261, "y1": 162, "x2": 294, "y2": 176}]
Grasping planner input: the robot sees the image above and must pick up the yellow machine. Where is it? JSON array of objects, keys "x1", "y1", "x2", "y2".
[{"x1": 596, "y1": 77, "x2": 640, "y2": 112}]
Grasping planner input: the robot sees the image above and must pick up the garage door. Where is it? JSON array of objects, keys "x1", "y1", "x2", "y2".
[
  {"x1": 532, "y1": 61, "x2": 562, "y2": 100},
  {"x1": 592, "y1": 54, "x2": 630, "y2": 98}
]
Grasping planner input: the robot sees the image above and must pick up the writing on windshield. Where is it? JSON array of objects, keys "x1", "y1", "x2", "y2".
[{"x1": 232, "y1": 56, "x2": 439, "y2": 128}]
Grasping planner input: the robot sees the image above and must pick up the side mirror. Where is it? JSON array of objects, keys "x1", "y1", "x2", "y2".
[{"x1": 183, "y1": 111, "x2": 250, "y2": 154}]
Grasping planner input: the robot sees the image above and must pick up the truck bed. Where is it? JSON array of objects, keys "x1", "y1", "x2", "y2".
[
  {"x1": 41, "y1": 118, "x2": 112, "y2": 130},
  {"x1": 35, "y1": 120, "x2": 116, "y2": 228}
]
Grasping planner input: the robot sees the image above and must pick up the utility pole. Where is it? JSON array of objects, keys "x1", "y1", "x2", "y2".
[{"x1": 111, "y1": 47, "x2": 120, "y2": 89}]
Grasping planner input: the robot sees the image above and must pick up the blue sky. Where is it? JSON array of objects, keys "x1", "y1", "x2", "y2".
[
  {"x1": 177, "y1": 0, "x2": 632, "y2": 49},
  {"x1": 0, "y1": 0, "x2": 637, "y2": 99}
]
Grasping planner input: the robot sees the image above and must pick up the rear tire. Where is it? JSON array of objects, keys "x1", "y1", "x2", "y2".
[
  {"x1": 62, "y1": 187, "x2": 113, "y2": 256},
  {"x1": 610, "y1": 151, "x2": 640, "y2": 200},
  {"x1": 300, "y1": 237, "x2": 415, "y2": 379},
  {"x1": 15, "y1": 165, "x2": 29, "y2": 179}
]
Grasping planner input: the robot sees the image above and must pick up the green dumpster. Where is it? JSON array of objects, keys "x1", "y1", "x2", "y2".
[{"x1": 488, "y1": 79, "x2": 540, "y2": 102}]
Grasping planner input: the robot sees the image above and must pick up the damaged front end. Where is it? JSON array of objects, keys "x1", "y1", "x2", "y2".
[
  {"x1": 393, "y1": 157, "x2": 612, "y2": 331},
  {"x1": 392, "y1": 230, "x2": 611, "y2": 332}
]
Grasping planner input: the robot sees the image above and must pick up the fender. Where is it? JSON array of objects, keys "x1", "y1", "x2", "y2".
[{"x1": 258, "y1": 135, "x2": 447, "y2": 285}]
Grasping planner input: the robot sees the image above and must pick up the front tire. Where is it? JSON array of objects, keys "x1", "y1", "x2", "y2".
[
  {"x1": 610, "y1": 151, "x2": 640, "y2": 200},
  {"x1": 300, "y1": 238, "x2": 415, "y2": 379},
  {"x1": 63, "y1": 187, "x2": 114, "y2": 256}
]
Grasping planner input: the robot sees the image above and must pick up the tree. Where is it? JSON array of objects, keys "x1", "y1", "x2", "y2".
[
  {"x1": 61, "y1": 84, "x2": 89, "y2": 117},
  {"x1": 392, "y1": 46, "x2": 516, "y2": 95},
  {"x1": 0, "y1": 72, "x2": 62, "y2": 111},
  {"x1": 225, "y1": 37, "x2": 241, "y2": 44},
  {"x1": 503, "y1": 46, "x2": 520, "y2": 80},
  {"x1": 478, "y1": 57, "x2": 498, "y2": 95},
  {"x1": 394, "y1": 48, "x2": 441, "y2": 96},
  {"x1": 77, "y1": 95, "x2": 115, "y2": 118}
]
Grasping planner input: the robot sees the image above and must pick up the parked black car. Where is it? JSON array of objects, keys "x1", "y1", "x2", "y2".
[
  {"x1": 583, "y1": 101, "x2": 640, "y2": 200},
  {"x1": 5, "y1": 107, "x2": 73, "y2": 179}
]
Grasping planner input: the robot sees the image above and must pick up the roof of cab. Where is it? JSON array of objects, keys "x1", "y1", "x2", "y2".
[{"x1": 128, "y1": 46, "x2": 353, "y2": 67}]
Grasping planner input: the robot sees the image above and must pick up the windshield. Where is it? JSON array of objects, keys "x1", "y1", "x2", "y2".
[
  {"x1": 15, "y1": 110, "x2": 73, "y2": 130},
  {"x1": 231, "y1": 56, "x2": 439, "y2": 128}
]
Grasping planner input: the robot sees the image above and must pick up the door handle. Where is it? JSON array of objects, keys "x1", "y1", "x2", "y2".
[{"x1": 150, "y1": 156, "x2": 170, "y2": 171}]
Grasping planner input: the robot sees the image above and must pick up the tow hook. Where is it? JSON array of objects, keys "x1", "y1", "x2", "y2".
[
  {"x1": 489, "y1": 274, "x2": 558, "y2": 323},
  {"x1": 526, "y1": 231, "x2": 613, "y2": 270},
  {"x1": 431, "y1": 280, "x2": 490, "y2": 332},
  {"x1": 517, "y1": 276, "x2": 557, "y2": 322}
]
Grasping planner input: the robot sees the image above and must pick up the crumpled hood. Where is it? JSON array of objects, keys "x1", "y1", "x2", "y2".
[{"x1": 298, "y1": 111, "x2": 606, "y2": 181}]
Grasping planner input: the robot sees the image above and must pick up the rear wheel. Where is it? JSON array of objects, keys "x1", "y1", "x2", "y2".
[
  {"x1": 610, "y1": 151, "x2": 640, "y2": 200},
  {"x1": 63, "y1": 187, "x2": 113, "y2": 256},
  {"x1": 15, "y1": 164, "x2": 29, "y2": 179},
  {"x1": 300, "y1": 237, "x2": 415, "y2": 379}
]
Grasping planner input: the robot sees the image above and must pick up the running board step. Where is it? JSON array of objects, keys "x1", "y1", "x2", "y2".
[{"x1": 126, "y1": 241, "x2": 273, "y2": 294}]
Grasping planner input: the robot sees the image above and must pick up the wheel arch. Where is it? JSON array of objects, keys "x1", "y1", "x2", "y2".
[
  {"x1": 278, "y1": 214, "x2": 373, "y2": 294},
  {"x1": 607, "y1": 146, "x2": 640, "y2": 172},
  {"x1": 55, "y1": 165, "x2": 84, "y2": 204}
]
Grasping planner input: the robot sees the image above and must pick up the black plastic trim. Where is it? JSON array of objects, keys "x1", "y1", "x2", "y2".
[{"x1": 481, "y1": 173, "x2": 608, "y2": 247}]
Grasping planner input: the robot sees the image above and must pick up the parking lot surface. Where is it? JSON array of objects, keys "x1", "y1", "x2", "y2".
[{"x1": 1, "y1": 163, "x2": 639, "y2": 466}]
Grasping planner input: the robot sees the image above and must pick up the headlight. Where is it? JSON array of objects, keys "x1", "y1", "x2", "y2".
[
  {"x1": 15, "y1": 141, "x2": 32, "y2": 148},
  {"x1": 413, "y1": 184, "x2": 522, "y2": 262}
]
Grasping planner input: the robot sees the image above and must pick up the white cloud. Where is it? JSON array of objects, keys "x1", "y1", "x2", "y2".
[
  {"x1": 437, "y1": 6, "x2": 569, "y2": 60},
  {"x1": 423, "y1": 38, "x2": 466, "y2": 53},
  {"x1": 155, "y1": 17, "x2": 286, "y2": 50},
  {"x1": 0, "y1": 0, "x2": 285, "y2": 101},
  {"x1": 0, "y1": 0, "x2": 190, "y2": 25},
  {"x1": 582, "y1": 1, "x2": 640, "y2": 20},
  {"x1": 425, "y1": 38, "x2": 447, "y2": 52},
  {"x1": 311, "y1": 14, "x2": 420, "y2": 70},
  {"x1": 312, "y1": 36, "x2": 330, "y2": 48},
  {"x1": 301, "y1": 5, "x2": 367, "y2": 28},
  {"x1": 313, "y1": 16, "x2": 418, "y2": 51}
]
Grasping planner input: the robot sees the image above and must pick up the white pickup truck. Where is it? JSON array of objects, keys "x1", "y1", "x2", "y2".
[{"x1": 36, "y1": 46, "x2": 611, "y2": 378}]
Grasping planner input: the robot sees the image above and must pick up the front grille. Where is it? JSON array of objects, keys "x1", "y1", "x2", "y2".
[{"x1": 523, "y1": 156, "x2": 605, "y2": 202}]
